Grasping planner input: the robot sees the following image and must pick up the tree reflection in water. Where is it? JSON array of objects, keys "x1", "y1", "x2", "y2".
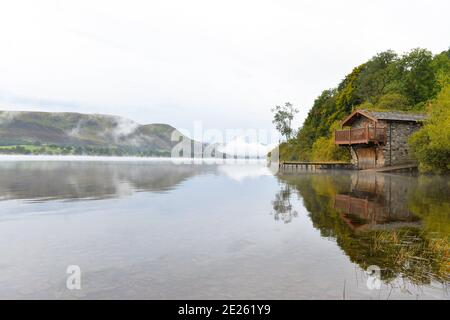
[
  {"x1": 276, "y1": 172, "x2": 449, "y2": 286},
  {"x1": 271, "y1": 183, "x2": 298, "y2": 223}
]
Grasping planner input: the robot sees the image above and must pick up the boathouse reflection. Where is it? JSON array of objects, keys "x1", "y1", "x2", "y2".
[
  {"x1": 333, "y1": 173, "x2": 421, "y2": 232},
  {"x1": 276, "y1": 172, "x2": 449, "y2": 285}
]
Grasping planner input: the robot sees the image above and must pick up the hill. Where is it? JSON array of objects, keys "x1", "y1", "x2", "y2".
[{"x1": 0, "y1": 111, "x2": 196, "y2": 156}]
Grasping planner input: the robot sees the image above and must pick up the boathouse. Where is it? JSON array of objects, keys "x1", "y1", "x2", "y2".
[{"x1": 334, "y1": 110, "x2": 426, "y2": 169}]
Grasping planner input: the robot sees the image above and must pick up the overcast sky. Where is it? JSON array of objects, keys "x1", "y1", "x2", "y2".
[{"x1": 0, "y1": 0, "x2": 449, "y2": 133}]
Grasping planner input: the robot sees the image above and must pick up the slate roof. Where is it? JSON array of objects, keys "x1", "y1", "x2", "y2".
[
  {"x1": 361, "y1": 110, "x2": 427, "y2": 122},
  {"x1": 341, "y1": 109, "x2": 427, "y2": 126}
]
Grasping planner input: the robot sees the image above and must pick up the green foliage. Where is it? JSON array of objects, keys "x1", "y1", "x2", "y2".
[
  {"x1": 291, "y1": 89, "x2": 340, "y2": 161},
  {"x1": 310, "y1": 137, "x2": 339, "y2": 161},
  {"x1": 354, "y1": 50, "x2": 399, "y2": 102},
  {"x1": 409, "y1": 83, "x2": 450, "y2": 173},
  {"x1": 374, "y1": 93, "x2": 410, "y2": 111},
  {"x1": 430, "y1": 49, "x2": 450, "y2": 93},
  {"x1": 310, "y1": 122, "x2": 350, "y2": 161},
  {"x1": 277, "y1": 47, "x2": 450, "y2": 163},
  {"x1": 0, "y1": 144, "x2": 171, "y2": 157},
  {"x1": 278, "y1": 141, "x2": 305, "y2": 161},
  {"x1": 396, "y1": 48, "x2": 437, "y2": 105},
  {"x1": 336, "y1": 65, "x2": 364, "y2": 111}
]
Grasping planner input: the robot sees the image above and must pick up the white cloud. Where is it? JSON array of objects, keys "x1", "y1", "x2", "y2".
[{"x1": 0, "y1": 0, "x2": 449, "y2": 131}]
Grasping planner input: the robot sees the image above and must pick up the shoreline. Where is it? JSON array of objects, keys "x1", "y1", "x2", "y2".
[{"x1": 0, "y1": 154, "x2": 269, "y2": 164}]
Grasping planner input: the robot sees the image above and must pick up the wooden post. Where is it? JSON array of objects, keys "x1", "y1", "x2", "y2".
[
  {"x1": 374, "y1": 122, "x2": 377, "y2": 142},
  {"x1": 365, "y1": 124, "x2": 369, "y2": 143}
]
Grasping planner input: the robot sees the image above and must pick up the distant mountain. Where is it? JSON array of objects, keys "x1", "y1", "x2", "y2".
[{"x1": 0, "y1": 110, "x2": 198, "y2": 156}]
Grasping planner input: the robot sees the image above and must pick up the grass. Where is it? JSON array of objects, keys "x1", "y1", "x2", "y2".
[{"x1": 0, "y1": 144, "x2": 72, "y2": 155}]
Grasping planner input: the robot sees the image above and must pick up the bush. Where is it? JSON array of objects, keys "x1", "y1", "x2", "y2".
[
  {"x1": 409, "y1": 84, "x2": 450, "y2": 173},
  {"x1": 311, "y1": 136, "x2": 350, "y2": 162}
]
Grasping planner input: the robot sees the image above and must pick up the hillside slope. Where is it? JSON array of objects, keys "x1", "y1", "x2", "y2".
[{"x1": 0, "y1": 111, "x2": 193, "y2": 155}]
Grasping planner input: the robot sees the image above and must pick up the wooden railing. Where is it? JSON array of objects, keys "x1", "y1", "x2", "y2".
[
  {"x1": 334, "y1": 194, "x2": 371, "y2": 219},
  {"x1": 334, "y1": 127, "x2": 386, "y2": 145}
]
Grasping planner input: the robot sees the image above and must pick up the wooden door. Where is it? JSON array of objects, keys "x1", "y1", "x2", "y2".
[{"x1": 356, "y1": 147, "x2": 376, "y2": 169}]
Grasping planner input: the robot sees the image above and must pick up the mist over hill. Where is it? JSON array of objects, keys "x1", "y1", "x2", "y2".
[{"x1": 0, "y1": 110, "x2": 195, "y2": 156}]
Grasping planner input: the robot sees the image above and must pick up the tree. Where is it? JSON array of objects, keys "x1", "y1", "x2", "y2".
[
  {"x1": 374, "y1": 93, "x2": 410, "y2": 111},
  {"x1": 409, "y1": 83, "x2": 450, "y2": 173},
  {"x1": 397, "y1": 48, "x2": 436, "y2": 105},
  {"x1": 431, "y1": 49, "x2": 450, "y2": 94},
  {"x1": 336, "y1": 65, "x2": 365, "y2": 111},
  {"x1": 271, "y1": 102, "x2": 298, "y2": 141},
  {"x1": 355, "y1": 50, "x2": 399, "y2": 103}
]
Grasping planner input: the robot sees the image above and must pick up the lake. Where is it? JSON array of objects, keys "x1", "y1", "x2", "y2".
[{"x1": 0, "y1": 157, "x2": 448, "y2": 299}]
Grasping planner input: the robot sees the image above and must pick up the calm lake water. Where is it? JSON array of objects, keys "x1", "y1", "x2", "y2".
[{"x1": 0, "y1": 157, "x2": 448, "y2": 299}]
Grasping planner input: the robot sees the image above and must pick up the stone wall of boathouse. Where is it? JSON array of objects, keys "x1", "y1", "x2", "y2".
[{"x1": 381, "y1": 121, "x2": 422, "y2": 166}]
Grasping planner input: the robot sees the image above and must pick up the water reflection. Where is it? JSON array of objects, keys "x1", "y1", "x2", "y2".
[
  {"x1": 277, "y1": 172, "x2": 449, "y2": 286},
  {"x1": 0, "y1": 159, "x2": 447, "y2": 299},
  {"x1": 270, "y1": 183, "x2": 298, "y2": 223},
  {"x1": 0, "y1": 161, "x2": 215, "y2": 202},
  {"x1": 333, "y1": 174, "x2": 421, "y2": 232}
]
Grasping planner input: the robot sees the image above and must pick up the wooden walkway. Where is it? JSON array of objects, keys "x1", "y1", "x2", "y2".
[
  {"x1": 279, "y1": 161, "x2": 417, "y2": 172},
  {"x1": 279, "y1": 161, "x2": 353, "y2": 171}
]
